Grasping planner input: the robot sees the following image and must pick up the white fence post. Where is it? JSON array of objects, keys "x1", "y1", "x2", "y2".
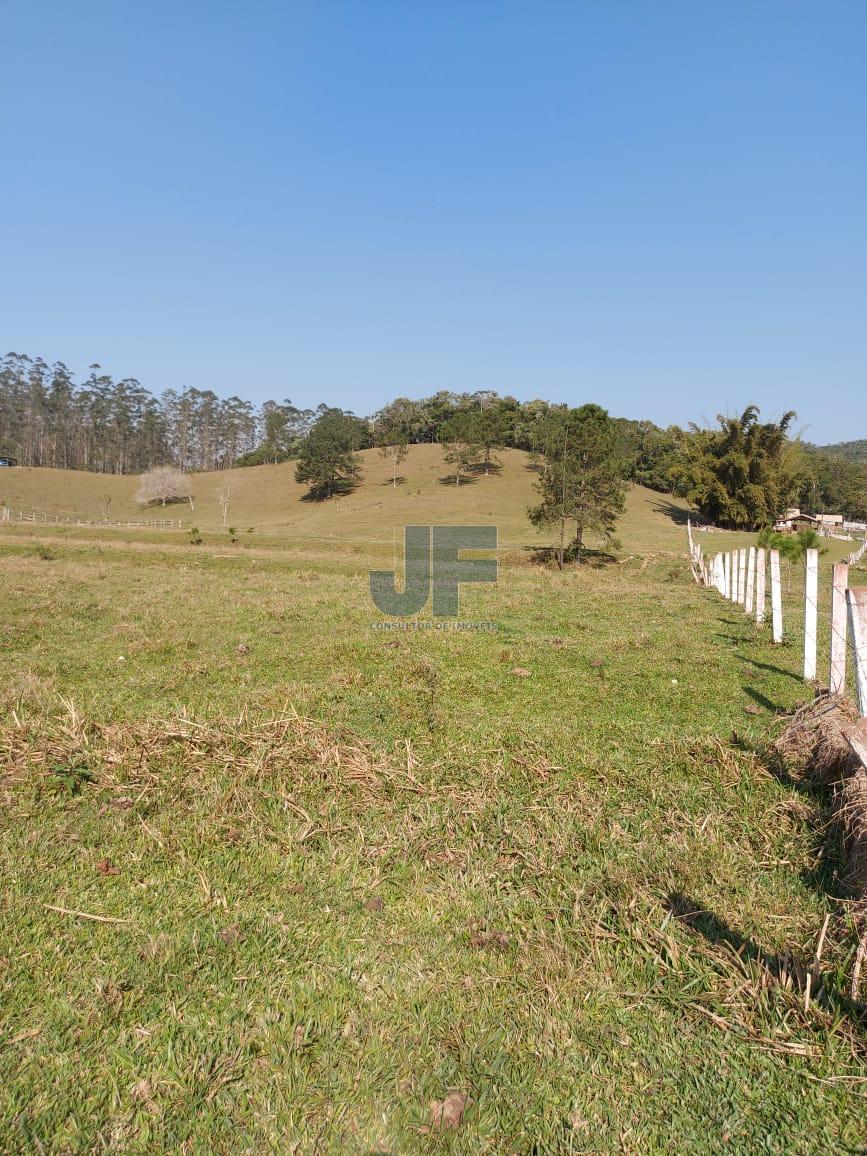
[
  {"x1": 830, "y1": 563, "x2": 849, "y2": 696},
  {"x1": 745, "y1": 546, "x2": 756, "y2": 615},
  {"x1": 735, "y1": 550, "x2": 744, "y2": 605},
  {"x1": 770, "y1": 549, "x2": 783, "y2": 643},
  {"x1": 737, "y1": 549, "x2": 747, "y2": 605},
  {"x1": 803, "y1": 548, "x2": 819, "y2": 681},
  {"x1": 847, "y1": 588, "x2": 867, "y2": 716},
  {"x1": 755, "y1": 548, "x2": 766, "y2": 625},
  {"x1": 724, "y1": 552, "x2": 732, "y2": 599}
]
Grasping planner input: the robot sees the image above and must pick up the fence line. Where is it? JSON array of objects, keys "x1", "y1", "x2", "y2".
[
  {"x1": 848, "y1": 536, "x2": 867, "y2": 566},
  {"x1": 4, "y1": 508, "x2": 183, "y2": 529},
  {"x1": 686, "y1": 519, "x2": 866, "y2": 714}
]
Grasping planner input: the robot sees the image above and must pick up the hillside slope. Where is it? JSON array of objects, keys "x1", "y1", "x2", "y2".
[
  {"x1": 813, "y1": 439, "x2": 867, "y2": 464},
  {"x1": 0, "y1": 444, "x2": 693, "y2": 554}
]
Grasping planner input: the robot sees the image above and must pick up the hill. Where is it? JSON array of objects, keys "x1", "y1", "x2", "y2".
[
  {"x1": 0, "y1": 444, "x2": 699, "y2": 556},
  {"x1": 813, "y1": 439, "x2": 867, "y2": 464}
]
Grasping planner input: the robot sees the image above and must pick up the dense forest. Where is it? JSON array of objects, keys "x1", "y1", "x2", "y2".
[{"x1": 2, "y1": 351, "x2": 865, "y2": 525}]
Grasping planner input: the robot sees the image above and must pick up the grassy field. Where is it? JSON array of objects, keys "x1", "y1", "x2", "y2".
[{"x1": 1, "y1": 458, "x2": 866, "y2": 1152}]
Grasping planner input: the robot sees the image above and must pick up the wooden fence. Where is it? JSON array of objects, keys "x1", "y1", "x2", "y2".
[{"x1": 3, "y1": 508, "x2": 183, "y2": 529}]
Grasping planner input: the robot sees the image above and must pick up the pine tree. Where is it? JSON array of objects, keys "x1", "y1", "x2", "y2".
[
  {"x1": 294, "y1": 409, "x2": 366, "y2": 498},
  {"x1": 529, "y1": 404, "x2": 626, "y2": 567}
]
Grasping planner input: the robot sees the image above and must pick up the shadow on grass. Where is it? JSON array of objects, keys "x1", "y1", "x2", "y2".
[
  {"x1": 468, "y1": 461, "x2": 503, "y2": 478},
  {"x1": 380, "y1": 476, "x2": 407, "y2": 487},
  {"x1": 728, "y1": 729, "x2": 856, "y2": 929},
  {"x1": 521, "y1": 545, "x2": 618, "y2": 569},
  {"x1": 734, "y1": 654, "x2": 802, "y2": 682},
  {"x1": 743, "y1": 684, "x2": 788, "y2": 714},
  {"x1": 299, "y1": 476, "x2": 361, "y2": 502},
  {"x1": 436, "y1": 474, "x2": 479, "y2": 487},
  {"x1": 664, "y1": 891, "x2": 866, "y2": 1026},
  {"x1": 650, "y1": 499, "x2": 692, "y2": 527}
]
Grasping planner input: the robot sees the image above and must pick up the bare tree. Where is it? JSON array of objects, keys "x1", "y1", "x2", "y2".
[
  {"x1": 136, "y1": 466, "x2": 193, "y2": 507},
  {"x1": 218, "y1": 477, "x2": 234, "y2": 526}
]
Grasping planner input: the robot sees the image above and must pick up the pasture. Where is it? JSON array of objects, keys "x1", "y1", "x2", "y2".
[{"x1": 1, "y1": 451, "x2": 866, "y2": 1152}]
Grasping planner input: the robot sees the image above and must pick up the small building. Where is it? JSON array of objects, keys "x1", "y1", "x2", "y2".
[
  {"x1": 774, "y1": 511, "x2": 818, "y2": 533},
  {"x1": 773, "y1": 510, "x2": 846, "y2": 535}
]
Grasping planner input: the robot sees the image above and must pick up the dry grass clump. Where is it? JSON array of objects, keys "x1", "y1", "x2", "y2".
[
  {"x1": 775, "y1": 692, "x2": 867, "y2": 895},
  {"x1": 0, "y1": 696, "x2": 423, "y2": 798},
  {"x1": 776, "y1": 691, "x2": 867, "y2": 998},
  {"x1": 775, "y1": 692, "x2": 861, "y2": 785}
]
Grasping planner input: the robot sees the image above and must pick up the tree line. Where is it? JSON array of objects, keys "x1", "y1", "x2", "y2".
[
  {"x1": 0, "y1": 352, "x2": 324, "y2": 474},
  {"x1": 4, "y1": 351, "x2": 866, "y2": 531}
]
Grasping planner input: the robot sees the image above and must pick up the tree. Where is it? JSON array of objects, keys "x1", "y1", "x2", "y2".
[
  {"x1": 798, "y1": 450, "x2": 867, "y2": 521},
  {"x1": 294, "y1": 408, "x2": 365, "y2": 498},
  {"x1": 439, "y1": 410, "x2": 483, "y2": 485},
  {"x1": 135, "y1": 466, "x2": 193, "y2": 507},
  {"x1": 758, "y1": 527, "x2": 825, "y2": 590},
  {"x1": 373, "y1": 405, "x2": 412, "y2": 487},
  {"x1": 671, "y1": 406, "x2": 802, "y2": 529},
  {"x1": 529, "y1": 405, "x2": 626, "y2": 567},
  {"x1": 238, "y1": 399, "x2": 315, "y2": 465},
  {"x1": 614, "y1": 418, "x2": 681, "y2": 492},
  {"x1": 474, "y1": 400, "x2": 510, "y2": 475},
  {"x1": 218, "y1": 477, "x2": 234, "y2": 526}
]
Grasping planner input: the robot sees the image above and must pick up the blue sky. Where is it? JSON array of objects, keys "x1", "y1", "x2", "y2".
[{"x1": 2, "y1": 0, "x2": 865, "y2": 441}]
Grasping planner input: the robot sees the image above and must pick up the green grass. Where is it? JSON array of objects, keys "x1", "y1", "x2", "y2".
[{"x1": 1, "y1": 473, "x2": 866, "y2": 1152}]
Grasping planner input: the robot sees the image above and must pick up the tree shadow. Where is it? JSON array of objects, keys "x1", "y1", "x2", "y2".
[
  {"x1": 579, "y1": 547, "x2": 619, "y2": 568},
  {"x1": 650, "y1": 498, "x2": 693, "y2": 526},
  {"x1": 381, "y1": 476, "x2": 406, "y2": 487},
  {"x1": 436, "y1": 473, "x2": 478, "y2": 487},
  {"x1": 520, "y1": 545, "x2": 618, "y2": 569},
  {"x1": 468, "y1": 461, "x2": 503, "y2": 478},
  {"x1": 300, "y1": 476, "x2": 361, "y2": 502}
]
